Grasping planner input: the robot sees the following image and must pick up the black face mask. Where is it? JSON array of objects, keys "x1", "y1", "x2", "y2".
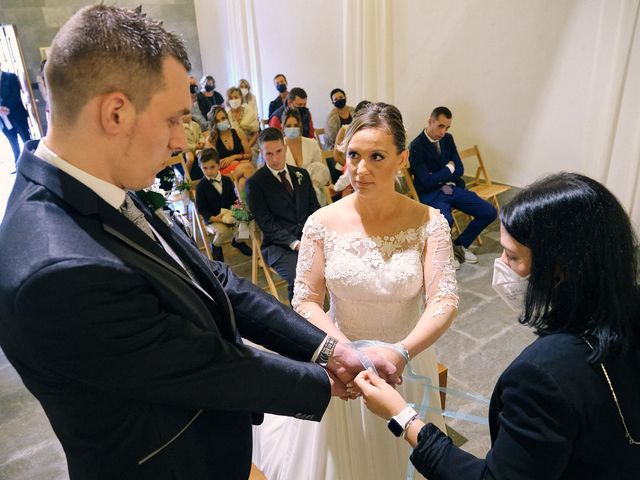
[
  {"x1": 190, "y1": 84, "x2": 198, "y2": 94},
  {"x1": 296, "y1": 106, "x2": 308, "y2": 115},
  {"x1": 204, "y1": 84, "x2": 214, "y2": 92},
  {"x1": 333, "y1": 98, "x2": 347, "y2": 109},
  {"x1": 276, "y1": 83, "x2": 287, "y2": 93}
]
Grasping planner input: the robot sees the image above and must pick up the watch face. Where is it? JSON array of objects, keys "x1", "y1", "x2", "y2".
[{"x1": 387, "y1": 419, "x2": 404, "y2": 437}]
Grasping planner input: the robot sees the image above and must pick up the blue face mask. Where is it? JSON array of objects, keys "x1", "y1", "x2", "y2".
[
  {"x1": 276, "y1": 83, "x2": 287, "y2": 93},
  {"x1": 216, "y1": 120, "x2": 231, "y2": 132},
  {"x1": 284, "y1": 127, "x2": 301, "y2": 139}
]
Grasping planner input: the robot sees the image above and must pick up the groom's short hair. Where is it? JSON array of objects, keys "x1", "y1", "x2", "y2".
[
  {"x1": 45, "y1": 4, "x2": 191, "y2": 127},
  {"x1": 258, "y1": 127, "x2": 284, "y2": 147}
]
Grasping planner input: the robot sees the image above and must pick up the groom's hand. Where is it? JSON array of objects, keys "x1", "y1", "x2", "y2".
[{"x1": 327, "y1": 343, "x2": 401, "y2": 387}]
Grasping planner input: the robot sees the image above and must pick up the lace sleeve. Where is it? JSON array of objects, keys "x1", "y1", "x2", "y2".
[
  {"x1": 423, "y1": 213, "x2": 459, "y2": 318},
  {"x1": 291, "y1": 216, "x2": 327, "y2": 320}
]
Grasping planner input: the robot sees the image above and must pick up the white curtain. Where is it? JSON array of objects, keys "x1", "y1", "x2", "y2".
[
  {"x1": 224, "y1": 0, "x2": 264, "y2": 119},
  {"x1": 582, "y1": 0, "x2": 640, "y2": 228},
  {"x1": 341, "y1": 0, "x2": 394, "y2": 104}
]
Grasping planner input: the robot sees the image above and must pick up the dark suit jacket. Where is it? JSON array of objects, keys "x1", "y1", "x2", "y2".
[
  {"x1": 268, "y1": 95, "x2": 284, "y2": 119},
  {"x1": 0, "y1": 142, "x2": 331, "y2": 480},
  {"x1": 0, "y1": 70, "x2": 29, "y2": 132},
  {"x1": 246, "y1": 164, "x2": 320, "y2": 264},
  {"x1": 411, "y1": 333, "x2": 640, "y2": 479},
  {"x1": 195, "y1": 175, "x2": 237, "y2": 222},
  {"x1": 409, "y1": 131, "x2": 465, "y2": 203}
]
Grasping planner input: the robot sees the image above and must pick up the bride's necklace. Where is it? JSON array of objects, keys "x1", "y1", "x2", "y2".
[{"x1": 585, "y1": 338, "x2": 639, "y2": 445}]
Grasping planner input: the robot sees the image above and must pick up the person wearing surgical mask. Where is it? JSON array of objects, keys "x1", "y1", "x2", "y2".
[
  {"x1": 226, "y1": 86, "x2": 259, "y2": 161},
  {"x1": 205, "y1": 106, "x2": 255, "y2": 193},
  {"x1": 269, "y1": 87, "x2": 315, "y2": 139},
  {"x1": 354, "y1": 172, "x2": 640, "y2": 480},
  {"x1": 197, "y1": 74, "x2": 224, "y2": 119},
  {"x1": 282, "y1": 109, "x2": 329, "y2": 205},
  {"x1": 268, "y1": 73, "x2": 288, "y2": 118},
  {"x1": 323, "y1": 88, "x2": 354, "y2": 150},
  {"x1": 188, "y1": 76, "x2": 209, "y2": 130},
  {"x1": 237, "y1": 78, "x2": 258, "y2": 114}
]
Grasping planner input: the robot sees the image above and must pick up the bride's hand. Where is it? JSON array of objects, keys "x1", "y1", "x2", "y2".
[{"x1": 364, "y1": 346, "x2": 407, "y2": 382}]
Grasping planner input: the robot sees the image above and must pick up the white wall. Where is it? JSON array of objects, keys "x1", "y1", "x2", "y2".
[{"x1": 194, "y1": 0, "x2": 639, "y2": 190}]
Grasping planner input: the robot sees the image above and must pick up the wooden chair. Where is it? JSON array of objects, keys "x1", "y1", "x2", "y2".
[
  {"x1": 438, "y1": 363, "x2": 448, "y2": 410},
  {"x1": 314, "y1": 127, "x2": 326, "y2": 151},
  {"x1": 400, "y1": 166, "x2": 464, "y2": 238},
  {"x1": 459, "y1": 145, "x2": 511, "y2": 209},
  {"x1": 250, "y1": 464, "x2": 267, "y2": 480},
  {"x1": 249, "y1": 224, "x2": 288, "y2": 301}
]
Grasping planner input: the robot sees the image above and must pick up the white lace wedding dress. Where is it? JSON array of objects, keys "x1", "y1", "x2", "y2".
[{"x1": 253, "y1": 209, "x2": 458, "y2": 480}]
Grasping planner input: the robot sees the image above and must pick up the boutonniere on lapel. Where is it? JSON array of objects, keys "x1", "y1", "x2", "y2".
[
  {"x1": 135, "y1": 186, "x2": 172, "y2": 226},
  {"x1": 294, "y1": 171, "x2": 304, "y2": 186}
]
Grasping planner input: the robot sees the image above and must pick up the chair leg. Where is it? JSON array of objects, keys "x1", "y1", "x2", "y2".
[{"x1": 438, "y1": 363, "x2": 448, "y2": 410}]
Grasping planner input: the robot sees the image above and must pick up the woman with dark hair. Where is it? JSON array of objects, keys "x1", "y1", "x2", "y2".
[
  {"x1": 323, "y1": 88, "x2": 354, "y2": 150},
  {"x1": 355, "y1": 172, "x2": 640, "y2": 479},
  {"x1": 281, "y1": 109, "x2": 330, "y2": 205},
  {"x1": 205, "y1": 106, "x2": 255, "y2": 192},
  {"x1": 196, "y1": 74, "x2": 223, "y2": 118},
  {"x1": 253, "y1": 103, "x2": 458, "y2": 479}
]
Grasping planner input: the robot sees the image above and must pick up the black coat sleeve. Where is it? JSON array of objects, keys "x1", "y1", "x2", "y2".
[{"x1": 14, "y1": 260, "x2": 330, "y2": 418}]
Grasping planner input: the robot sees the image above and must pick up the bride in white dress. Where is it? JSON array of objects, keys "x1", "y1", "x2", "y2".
[{"x1": 253, "y1": 103, "x2": 458, "y2": 479}]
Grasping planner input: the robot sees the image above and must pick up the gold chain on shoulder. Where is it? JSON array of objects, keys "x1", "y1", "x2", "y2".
[{"x1": 585, "y1": 339, "x2": 639, "y2": 445}]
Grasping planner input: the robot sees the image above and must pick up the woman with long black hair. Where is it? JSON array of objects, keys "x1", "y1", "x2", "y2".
[{"x1": 356, "y1": 172, "x2": 640, "y2": 479}]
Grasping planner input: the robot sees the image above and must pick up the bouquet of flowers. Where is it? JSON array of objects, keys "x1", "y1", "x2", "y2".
[
  {"x1": 231, "y1": 192, "x2": 253, "y2": 239},
  {"x1": 230, "y1": 192, "x2": 253, "y2": 223}
]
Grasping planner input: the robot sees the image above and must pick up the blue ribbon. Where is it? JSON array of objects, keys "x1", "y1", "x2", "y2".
[{"x1": 351, "y1": 340, "x2": 490, "y2": 480}]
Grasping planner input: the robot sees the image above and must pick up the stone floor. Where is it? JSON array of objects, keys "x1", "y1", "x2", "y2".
[{"x1": 0, "y1": 181, "x2": 536, "y2": 478}]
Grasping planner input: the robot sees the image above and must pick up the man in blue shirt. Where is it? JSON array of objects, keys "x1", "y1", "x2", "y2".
[{"x1": 409, "y1": 107, "x2": 496, "y2": 267}]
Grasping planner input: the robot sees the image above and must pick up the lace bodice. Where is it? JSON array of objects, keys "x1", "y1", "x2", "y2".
[{"x1": 292, "y1": 212, "x2": 458, "y2": 343}]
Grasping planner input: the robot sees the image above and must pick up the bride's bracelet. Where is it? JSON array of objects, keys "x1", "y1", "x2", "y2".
[{"x1": 395, "y1": 343, "x2": 410, "y2": 362}]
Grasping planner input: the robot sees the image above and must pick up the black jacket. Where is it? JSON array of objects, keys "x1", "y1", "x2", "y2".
[{"x1": 0, "y1": 142, "x2": 331, "y2": 480}]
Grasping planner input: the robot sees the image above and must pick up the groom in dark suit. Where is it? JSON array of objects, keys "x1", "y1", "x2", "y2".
[
  {"x1": 0, "y1": 63, "x2": 31, "y2": 162},
  {"x1": 247, "y1": 128, "x2": 321, "y2": 301},
  {"x1": 0, "y1": 6, "x2": 395, "y2": 480}
]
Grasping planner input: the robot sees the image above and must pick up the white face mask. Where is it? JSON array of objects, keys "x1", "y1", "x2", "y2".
[
  {"x1": 240, "y1": 87, "x2": 249, "y2": 97},
  {"x1": 229, "y1": 98, "x2": 242, "y2": 109},
  {"x1": 492, "y1": 258, "x2": 530, "y2": 313}
]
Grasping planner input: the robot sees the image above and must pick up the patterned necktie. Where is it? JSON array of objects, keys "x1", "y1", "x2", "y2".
[
  {"x1": 278, "y1": 170, "x2": 294, "y2": 198},
  {"x1": 120, "y1": 195, "x2": 155, "y2": 240}
]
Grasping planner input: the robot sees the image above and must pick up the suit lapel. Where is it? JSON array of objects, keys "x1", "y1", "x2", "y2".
[
  {"x1": 128, "y1": 194, "x2": 237, "y2": 335},
  {"x1": 289, "y1": 165, "x2": 304, "y2": 220},
  {"x1": 19, "y1": 147, "x2": 237, "y2": 337}
]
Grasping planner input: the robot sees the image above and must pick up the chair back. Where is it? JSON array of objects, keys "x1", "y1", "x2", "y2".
[
  {"x1": 458, "y1": 145, "x2": 511, "y2": 208},
  {"x1": 314, "y1": 127, "x2": 326, "y2": 151}
]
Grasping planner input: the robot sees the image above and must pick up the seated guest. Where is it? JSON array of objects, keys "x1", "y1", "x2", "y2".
[
  {"x1": 268, "y1": 73, "x2": 288, "y2": 118},
  {"x1": 205, "y1": 106, "x2": 255, "y2": 193},
  {"x1": 226, "y1": 86, "x2": 260, "y2": 161},
  {"x1": 269, "y1": 87, "x2": 315, "y2": 139},
  {"x1": 247, "y1": 128, "x2": 320, "y2": 301},
  {"x1": 282, "y1": 109, "x2": 330, "y2": 205},
  {"x1": 323, "y1": 88, "x2": 354, "y2": 150},
  {"x1": 195, "y1": 148, "x2": 252, "y2": 261},
  {"x1": 180, "y1": 113, "x2": 205, "y2": 180},
  {"x1": 197, "y1": 74, "x2": 224, "y2": 118},
  {"x1": 354, "y1": 172, "x2": 640, "y2": 480},
  {"x1": 238, "y1": 78, "x2": 258, "y2": 114},
  {"x1": 409, "y1": 106, "x2": 496, "y2": 266},
  {"x1": 331, "y1": 100, "x2": 371, "y2": 197},
  {"x1": 189, "y1": 76, "x2": 208, "y2": 130}
]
